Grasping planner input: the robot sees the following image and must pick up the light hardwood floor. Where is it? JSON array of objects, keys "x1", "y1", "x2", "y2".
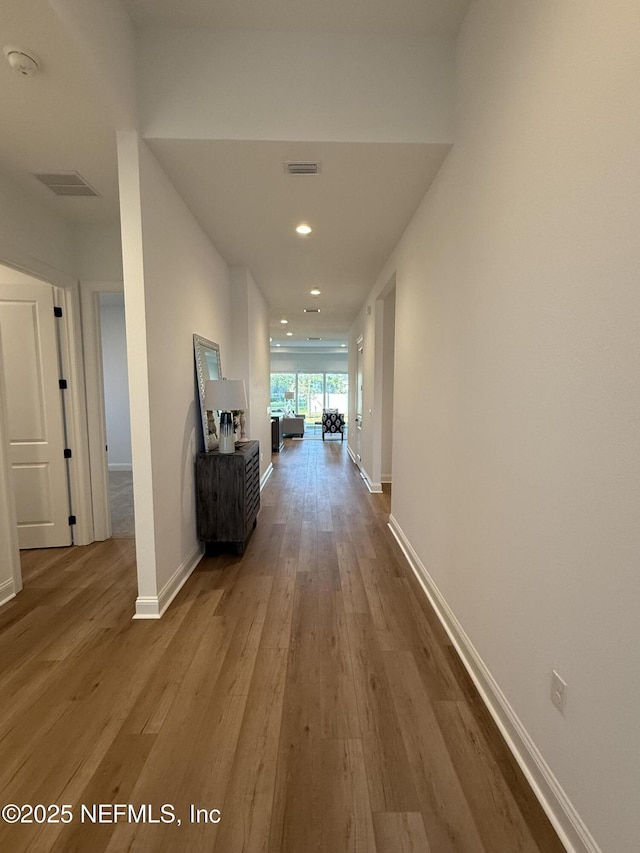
[
  {"x1": 0, "y1": 439, "x2": 565, "y2": 852},
  {"x1": 109, "y1": 470, "x2": 135, "y2": 538}
]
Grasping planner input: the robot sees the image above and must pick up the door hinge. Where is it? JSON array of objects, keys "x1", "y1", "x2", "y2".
[
  {"x1": 64, "y1": 448, "x2": 72, "y2": 459},
  {"x1": 68, "y1": 515, "x2": 76, "y2": 526},
  {"x1": 59, "y1": 379, "x2": 68, "y2": 390},
  {"x1": 54, "y1": 306, "x2": 63, "y2": 318}
]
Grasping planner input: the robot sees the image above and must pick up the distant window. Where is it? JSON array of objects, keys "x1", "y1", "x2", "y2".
[{"x1": 270, "y1": 372, "x2": 348, "y2": 421}]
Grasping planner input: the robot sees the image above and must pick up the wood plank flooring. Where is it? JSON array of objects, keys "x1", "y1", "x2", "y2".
[{"x1": 0, "y1": 439, "x2": 565, "y2": 852}]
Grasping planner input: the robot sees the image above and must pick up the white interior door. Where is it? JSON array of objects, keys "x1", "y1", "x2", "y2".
[{"x1": 0, "y1": 280, "x2": 71, "y2": 548}]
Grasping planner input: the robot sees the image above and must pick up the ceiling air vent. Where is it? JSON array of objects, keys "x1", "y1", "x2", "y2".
[
  {"x1": 32, "y1": 171, "x2": 99, "y2": 197},
  {"x1": 304, "y1": 308, "x2": 320, "y2": 313},
  {"x1": 307, "y1": 337, "x2": 322, "y2": 341},
  {"x1": 284, "y1": 161, "x2": 321, "y2": 176}
]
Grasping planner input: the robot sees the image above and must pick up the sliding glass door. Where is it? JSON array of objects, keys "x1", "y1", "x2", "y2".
[
  {"x1": 270, "y1": 373, "x2": 295, "y2": 414},
  {"x1": 270, "y1": 372, "x2": 349, "y2": 422},
  {"x1": 325, "y1": 374, "x2": 348, "y2": 417},
  {"x1": 297, "y1": 374, "x2": 324, "y2": 421}
]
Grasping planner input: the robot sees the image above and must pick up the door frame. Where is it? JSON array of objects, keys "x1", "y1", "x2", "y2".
[
  {"x1": 0, "y1": 321, "x2": 21, "y2": 603},
  {"x1": 0, "y1": 251, "x2": 94, "y2": 591},
  {"x1": 373, "y1": 274, "x2": 396, "y2": 490},
  {"x1": 79, "y1": 280, "x2": 125, "y2": 541}
]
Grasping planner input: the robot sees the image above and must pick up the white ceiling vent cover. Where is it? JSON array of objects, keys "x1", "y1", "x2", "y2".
[
  {"x1": 284, "y1": 161, "x2": 321, "y2": 176},
  {"x1": 32, "y1": 171, "x2": 99, "y2": 197}
]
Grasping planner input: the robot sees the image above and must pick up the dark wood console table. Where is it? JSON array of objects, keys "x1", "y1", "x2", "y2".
[{"x1": 196, "y1": 440, "x2": 260, "y2": 554}]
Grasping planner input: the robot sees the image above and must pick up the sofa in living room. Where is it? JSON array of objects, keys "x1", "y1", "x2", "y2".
[{"x1": 281, "y1": 415, "x2": 305, "y2": 437}]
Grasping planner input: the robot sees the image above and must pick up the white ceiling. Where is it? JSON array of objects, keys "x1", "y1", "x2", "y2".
[
  {"x1": 148, "y1": 138, "x2": 450, "y2": 344},
  {"x1": 0, "y1": 1, "x2": 120, "y2": 224},
  {"x1": 0, "y1": 0, "x2": 470, "y2": 348},
  {"x1": 122, "y1": 0, "x2": 470, "y2": 37}
]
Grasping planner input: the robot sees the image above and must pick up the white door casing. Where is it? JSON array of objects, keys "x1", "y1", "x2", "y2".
[{"x1": 0, "y1": 280, "x2": 71, "y2": 549}]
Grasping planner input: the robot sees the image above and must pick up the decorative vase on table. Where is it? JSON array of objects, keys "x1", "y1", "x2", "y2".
[{"x1": 219, "y1": 411, "x2": 235, "y2": 454}]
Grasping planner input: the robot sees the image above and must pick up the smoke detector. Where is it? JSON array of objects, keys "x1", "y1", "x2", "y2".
[{"x1": 4, "y1": 46, "x2": 40, "y2": 76}]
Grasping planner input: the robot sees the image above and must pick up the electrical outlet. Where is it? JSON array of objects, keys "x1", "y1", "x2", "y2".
[{"x1": 551, "y1": 670, "x2": 567, "y2": 714}]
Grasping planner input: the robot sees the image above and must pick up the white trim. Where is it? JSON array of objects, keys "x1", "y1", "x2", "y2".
[
  {"x1": 0, "y1": 243, "x2": 77, "y2": 291},
  {"x1": 108, "y1": 463, "x2": 133, "y2": 472},
  {"x1": 0, "y1": 256, "x2": 95, "y2": 549},
  {"x1": 260, "y1": 462, "x2": 274, "y2": 490},
  {"x1": 0, "y1": 321, "x2": 21, "y2": 597},
  {"x1": 387, "y1": 514, "x2": 602, "y2": 853},
  {"x1": 347, "y1": 442, "x2": 383, "y2": 496},
  {"x1": 134, "y1": 458, "x2": 273, "y2": 621},
  {"x1": 347, "y1": 444, "x2": 382, "y2": 495},
  {"x1": 0, "y1": 577, "x2": 17, "y2": 607},
  {"x1": 133, "y1": 542, "x2": 204, "y2": 619},
  {"x1": 360, "y1": 465, "x2": 382, "y2": 493},
  {"x1": 54, "y1": 284, "x2": 94, "y2": 545}
]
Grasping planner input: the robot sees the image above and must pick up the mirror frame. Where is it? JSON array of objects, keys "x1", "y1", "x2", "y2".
[{"x1": 193, "y1": 334, "x2": 222, "y2": 450}]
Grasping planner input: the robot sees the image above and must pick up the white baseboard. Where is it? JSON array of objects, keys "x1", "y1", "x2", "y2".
[
  {"x1": 388, "y1": 513, "x2": 601, "y2": 853},
  {"x1": 132, "y1": 461, "x2": 274, "y2": 621},
  {"x1": 346, "y1": 446, "x2": 383, "y2": 493},
  {"x1": 260, "y1": 463, "x2": 274, "y2": 490},
  {"x1": 133, "y1": 542, "x2": 204, "y2": 620},
  {"x1": 361, "y1": 466, "x2": 382, "y2": 493},
  {"x1": 0, "y1": 577, "x2": 17, "y2": 608},
  {"x1": 108, "y1": 463, "x2": 133, "y2": 472}
]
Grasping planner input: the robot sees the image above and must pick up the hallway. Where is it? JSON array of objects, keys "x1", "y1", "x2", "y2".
[{"x1": 0, "y1": 441, "x2": 563, "y2": 852}]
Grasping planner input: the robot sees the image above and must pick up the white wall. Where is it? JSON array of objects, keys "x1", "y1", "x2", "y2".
[
  {"x1": 99, "y1": 295, "x2": 131, "y2": 469},
  {"x1": 349, "y1": 302, "x2": 377, "y2": 482},
  {"x1": 49, "y1": 0, "x2": 138, "y2": 127},
  {"x1": 0, "y1": 170, "x2": 75, "y2": 281},
  {"x1": 380, "y1": 288, "x2": 395, "y2": 482},
  {"x1": 118, "y1": 130, "x2": 232, "y2": 616},
  {"x1": 354, "y1": 3, "x2": 640, "y2": 851},
  {"x1": 230, "y1": 267, "x2": 272, "y2": 480},
  {"x1": 74, "y1": 224, "x2": 123, "y2": 281},
  {"x1": 138, "y1": 29, "x2": 454, "y2": 143}
]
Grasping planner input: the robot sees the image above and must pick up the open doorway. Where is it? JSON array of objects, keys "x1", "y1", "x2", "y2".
[
  {"x1": 99, "y1": 294, "x2": 133, "y2": 538},
  {"x1": 80, "y1": 282, "x2": 133, "y2": 541}
]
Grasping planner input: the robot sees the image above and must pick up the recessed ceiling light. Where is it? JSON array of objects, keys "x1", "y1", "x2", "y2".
[
  {"x1": 269, "y1": 336, "x2": 273, "y2": 342},
  {"x1": 276, "y1": 343, "x2": 281, "y2": 347},
  {"x1": 286, "y1": 332, "x2": 293, "y2": 336},
  {"x1": 280, "y1": 318, "x2": 288, "y2": 324},
  {"x1": 310, "y1": 288, "x2": 321, "y2": 296},
  {"x1": 295, "y1": 223, "x2": 312, "y2": 236},
  {"x1": 341, "y1": 344, "x2": 346, "y2": 348}
]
